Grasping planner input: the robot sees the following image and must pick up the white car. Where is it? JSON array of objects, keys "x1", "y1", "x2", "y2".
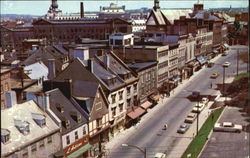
[
  {"x1": 200, "y1": 97, "x2": 209, "y2": 105},
  {"x1": 185, "y1": 112, "x2": 197, "y2": 123},
  {"x1": 154, "y1": 153, "x2": 166, "y2": 158},
  {"x1": 214, "y1": 122, "x2": 243, "y2": 133},
  {"x1": 192, "y1": 104, "x2": 205, "y2": 113}
]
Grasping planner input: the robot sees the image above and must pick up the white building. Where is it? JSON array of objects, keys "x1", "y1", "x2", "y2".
[
  {"x1": 109, "y1": 33, "x2": 134, "y2": 47},
  {"x1": 1, "y1": 99, "x2": 62, "y2": 158}
]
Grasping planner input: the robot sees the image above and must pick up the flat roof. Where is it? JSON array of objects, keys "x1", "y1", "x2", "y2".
[{"x1": 1, "y1": 100, "x2": 60, "y2": 156}]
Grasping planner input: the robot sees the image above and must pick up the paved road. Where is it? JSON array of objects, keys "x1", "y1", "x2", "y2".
[
  {"x1": 105, "y1": 45, "x2": 248, "y2": 158},
  {"x1": 199, "y1": 106, "x2": 249, "y2": 158}
]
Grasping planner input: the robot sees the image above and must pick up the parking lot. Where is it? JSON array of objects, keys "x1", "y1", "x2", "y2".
[{"x1": 199, "y1": 106, "x2": 249, "y2": 158}]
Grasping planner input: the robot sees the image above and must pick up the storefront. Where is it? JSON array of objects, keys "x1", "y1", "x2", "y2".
[
  {"x1": 109, "y1": 112, "x2": 126, "y2": 138},
  {"x1": 140, "y1": 100, "x2": 153, "y2": 111},
  {"x1": 64, "y1": 136, "x2": 91, "y2": 158},
  {"x1": 126, "y1": 106, "x2": 146, "y2": 127},
  {"x1": 149, "y1": 93, "x2": 161, "y2": 104}
]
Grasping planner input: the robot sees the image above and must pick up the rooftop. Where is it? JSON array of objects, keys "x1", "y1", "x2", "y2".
[{"x1": 1, "y1": 100, "x2": 60, "y2": 156}]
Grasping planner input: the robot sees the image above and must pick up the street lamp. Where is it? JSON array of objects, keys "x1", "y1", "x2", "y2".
[
  {"x1": 122, "y1": 144, "x2": 146, "y2": 158},
  {"x1": 222, "y1": 62, "x2": 231, "y2": 97}
]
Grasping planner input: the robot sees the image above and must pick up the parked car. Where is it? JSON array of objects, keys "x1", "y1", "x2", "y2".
[
  {"x1": 207, "y1": 61, "x2": 214, "y2": 68},
  {"x1": 185, "y1": 112, "x2": 197, "y2": 123},
  {"x1": 177, "y1": 123, "x2": 190, "y2": 134},
  {"x1": 192, "y1": 104, "x2": 205, "y2": 113},
  {"x1": 210, "y1": 72, "x2": 219, "y2": 79},
  {"x1": 154, "y1": 153, "x2": 166, "y2": 158},
  {"x1": 200, "y1": 97, "x2": 209, "y2": 105},
  {"x1": 213, "y1": 122, "x2": 243, "y2": 133},
  {"x1": 223, "y1": 62, "x2": 231, "y2": 67},
  {"x1": 222, "y1": 51, "x2": 229, "y2": 56}
]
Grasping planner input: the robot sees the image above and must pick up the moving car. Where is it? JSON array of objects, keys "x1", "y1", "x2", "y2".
[
  {"x1": 154, "y1": 153, "x2": 166, "y2": 158},
  {"x1": 213, "y1": 122, "x2": 243, "y2": 133},
  {"x1": 223, "y1": 62, "x2": 231, "y2": 67},
  {"x1": 185, "y1": 112, "x2": 197, "y2": 123},
  {"x1": 192, "y1": 104, "x2": 205, "y2": 113},
  {"x1": 177, "y1": 123, "x2": 190, "y2": 134},
  {"x1": 210, "y1": 72, "x2": 219, "y2": 79}
]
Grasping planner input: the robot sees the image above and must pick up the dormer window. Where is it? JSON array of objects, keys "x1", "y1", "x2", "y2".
[
  {"x1": 1, "y1": 129, "x2": 10, "y2": 144},
  {"x1": 70, "y1": 111, "x2": 82, "y2": 123},
  {"x1": 14, "y1": 120, "x2": 30, "y2": 135},
  {"x1": 56, "y1": 105, "x2": 64, "y2": 113},
  {"x1": 62, "y1": 120, "x2": 71, "y2": 129},
  {"x1": 32, "y1": 113, "x2": 46, "y2": 127}
]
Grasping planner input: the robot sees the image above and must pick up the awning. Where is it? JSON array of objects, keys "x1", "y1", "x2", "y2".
[
  {"x1": 224, "y1": 43, "x2": 229, "y2": 48},
  {"x1": 67, "y1": 144, "x2": 92, "y2": 158},
  {"x1": 197, "y1": 56, "x2": 207, "y2": 65},
  {"x1": 171, "y1": 77, "x2": 181, "y2": 82},
  {"x1": 151, "y1": 94, "x2": 161, "y2": 101},
  {"x1": 127, "y1": 107, "x2": 146, "y2": 119},
  {"x1": 140, "y1": 101, "x2": 152, "y2": 109},
  {"x1": 212, "y1": 50, "x2": 219, "y2": 54}
]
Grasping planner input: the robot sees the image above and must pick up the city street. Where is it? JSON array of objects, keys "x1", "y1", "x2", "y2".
[{"x1": 105, "y1": 45, "x2": 248, "y2": 158}]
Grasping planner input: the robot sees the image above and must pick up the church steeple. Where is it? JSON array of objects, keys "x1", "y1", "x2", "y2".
[
  {"x1": 51, "y1": 0, "x2": 59, "y2": 9},
  {"x1": 153, "y1": 0, "x2": 160, "y2": 11}
]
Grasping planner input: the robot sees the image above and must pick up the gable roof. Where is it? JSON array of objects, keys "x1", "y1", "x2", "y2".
[
  {"x1": 161, "y1": 9, "x2": 193, "y2": 25},
  {"x1": 146, "y1": 9, "x2": 167, "y2": 26},
  {"x1": 46, "y1": 88, "x2": 88, "y2": 134}
]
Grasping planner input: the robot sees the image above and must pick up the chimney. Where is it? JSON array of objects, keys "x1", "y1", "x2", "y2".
[
  {"x1": 64, "y1": 79, "x2": 72, "y2": 99},
  {"x1": 80, "y1": 2, "x2": 84, "y2": 18},
  {"x1": 47, "y1": 59, "x2": 56, "y2": 80},
  {"x1": 87, "y1": 59, "x2": 93, "y2": 73},
  {"x1": 5, "y1": 91, "x2": 17, "y2": 108},
  {"x1": 44, "y1": 93, "x2": 50, "y2": 110},
  {"x1": 104, "y1": 54, "x2": 110, "y2": 69}
]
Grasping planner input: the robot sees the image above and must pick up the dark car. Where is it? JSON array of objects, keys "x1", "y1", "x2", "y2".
[{"x1": 177, "y1": 123, "x2": 190, "y2": 134}]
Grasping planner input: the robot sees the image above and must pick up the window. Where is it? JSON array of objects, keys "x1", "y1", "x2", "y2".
[
  {"x1": 39, "y1": 140, "x2": 44, "y2": 147},
  {"x1": 118, "y1": 91, "x2": 123, "y2": 100},
  {"x1": 31, "y1": 143, "x2": 37, "y2": 152},
  {"x1": 111, "y1": 94, "x2": 116, "y2": 104},
  {"x1": 47, "y1": 136, "x2": 52, "y2": 143},
  {"x1": 22, "y1": 148, "x2": 28, "y2": 157},
  {"x1": 11, "y1": 154, "x2": 18, "y2": 158},
  {"x1": 111, "y1": 107, "x2": 116, "y2": 117},
  {"x1": 127, "y1": 99, "x2": 131, "y2": 107},
  {"x1": 110, "y1": 39, "x2": 113, "y2": 45},
  {"x1": 96, "y1": 102, "x2": 102, "y2": 110},
  {"x1": 115, "y1": 39, "x2": 122, "y2": 45},
  {"x1": 75, "y1": 131, "x2": 78, "y2": 140},
  {"x1": 97, "y1": 118, "x2": 102, "y2": 128},
  {"x1": 119, "y1": 103, "x2": 123, "y2": 112},
  {"x1": 66, "y1": 135, "x2": 70, "y2": 145},
  {"x1": 127, "y1": 87, "x2": 131, "y2": 95},
  {"x1": 83, "y1": 126, "x2": 86, "y2": 135},
  {"x1": 133, "y1": 83, "x2": 137, "y2": 91}
]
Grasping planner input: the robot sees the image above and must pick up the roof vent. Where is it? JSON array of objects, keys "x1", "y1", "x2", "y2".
[
  {"x1": 1, "y1": 128, "x2": 10, "y2": 144},
  {"x1": 14, "y1": 120, "x2": 30, "y2": 135},
  {"x1": 31, "y1": 113, "x2": 46, "y2": 127}
]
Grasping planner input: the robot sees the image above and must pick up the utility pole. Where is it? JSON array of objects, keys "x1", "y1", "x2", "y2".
[
  {"x1": 223, "y1": 66, "x2": 225, "y2": 97},
  {"x1": 236, "y1": 49, "x2": 239, "y2": 76},
  {"x1": 196, "y1": 96, "x2": 199, "y2": 136}
]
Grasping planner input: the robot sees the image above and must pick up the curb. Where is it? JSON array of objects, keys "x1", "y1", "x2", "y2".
[{"x1": 197, "y1": 106, "x2": 227, "y2": 158}]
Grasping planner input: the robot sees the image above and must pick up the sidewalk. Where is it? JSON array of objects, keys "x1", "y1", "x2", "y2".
[{"x1": 104, "y1": 54, "x2": 223, "y2": 153}]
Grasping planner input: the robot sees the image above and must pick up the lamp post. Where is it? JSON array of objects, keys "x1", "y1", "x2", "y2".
[{"x1": 122, "y1": 144, "x2": 146, "y2": 158}]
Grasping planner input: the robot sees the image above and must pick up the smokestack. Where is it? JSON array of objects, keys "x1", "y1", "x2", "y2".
[
  {"x1": 104, "y1": 54, "x2": 110, "y2": 69},
  {"x1": 6, "y1": 91, "x2": 17, "y2": 108},
  {"x1": 80, "y1": 2, "x2": 84, "y2": 18},
  {"x1": 48, "y1": 59, "x2": 56, "y2": 80}
]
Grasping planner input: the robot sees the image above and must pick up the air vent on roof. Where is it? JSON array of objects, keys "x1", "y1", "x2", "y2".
[
  {"x1": 1, "y1": 129, "x2": 10, "y2": 144},
  {"x1": 14, "y1": 120, "x2": 30, "y2": 135},
  {"x1": 31, "y1": 113, "x2": 46, "y2": 127}
]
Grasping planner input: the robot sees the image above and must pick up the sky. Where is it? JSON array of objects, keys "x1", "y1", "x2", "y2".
[{"x1": 0, "y1": 0, "x2": 248, "y2": 15}]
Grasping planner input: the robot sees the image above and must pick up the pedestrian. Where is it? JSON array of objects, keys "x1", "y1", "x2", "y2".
[{"x1": 210, "y1": 82, "x2": 213, "y2": 88}]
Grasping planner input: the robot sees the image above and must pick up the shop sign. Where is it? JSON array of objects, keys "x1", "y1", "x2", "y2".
[{"x1": 64, "y1": 136, "x2": 89, "y2": 156}]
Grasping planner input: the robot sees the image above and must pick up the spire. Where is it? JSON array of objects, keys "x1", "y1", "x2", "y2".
[
  {"x1": 153, "y1": 0, "x2": 160, "y2": 11},
  {"x1": 51, "y1": 0, "x2": 58, "y2": 9}
]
